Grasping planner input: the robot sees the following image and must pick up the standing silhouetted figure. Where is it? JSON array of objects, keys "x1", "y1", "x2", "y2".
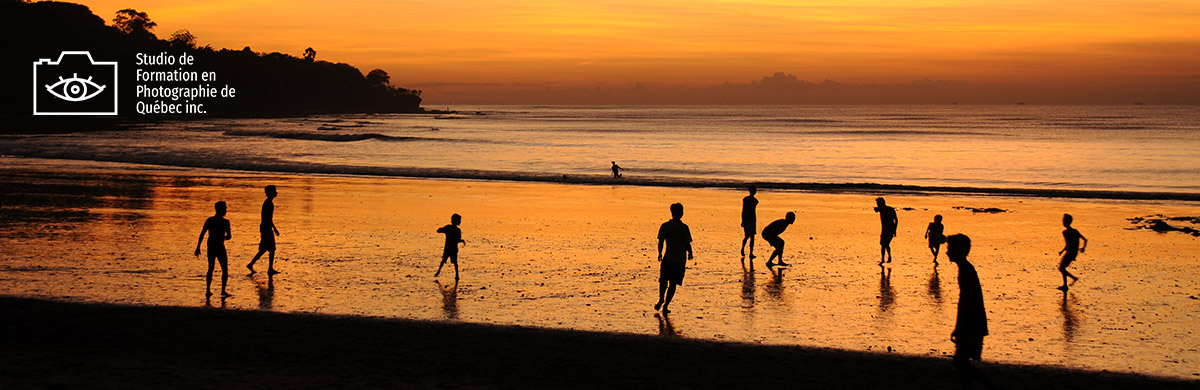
[
  {"x1": 741, "y1": 186, "x2": 759, "y2": 259},
  {"x1": 875, "y1": 197, "x2": 898, "y2": 264},
  {"x1": 611, "y1": 161, "x2": 623, "y2": 178},
  {"x1": 925, "y1": 214, "x2": 946, "y2": 265},
  {"x1": 195, "y1": 201, "x2": 232, "y2": 297},
  {"x1": 247, "y1": 185, "x2": 280, "y2": 275},
  {"x1": 761, "y1": 211, "x2": 795, "y2": 267},
  {"x1": 435, "y1": 214, "x2": 466, "y2": 279},
  {"x1": 1057, "y1": 213, "x2": 1087, "y2": 291},
  {"x1": 655, "y1": 203, "x2": 693, "y2": 314},
  {"x1": 948, "y1": 233, "x2": 994, "y2": 389}
]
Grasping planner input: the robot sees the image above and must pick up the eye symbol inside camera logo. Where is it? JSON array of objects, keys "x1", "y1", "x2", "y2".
[
  {"x1": 45, "y1": 73, "x2": 107, "y2": 102},
  {"x1": 33, "y1": 51, "x2": 119, "y2": 116}
]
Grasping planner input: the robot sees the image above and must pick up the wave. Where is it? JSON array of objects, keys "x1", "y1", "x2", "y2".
[
  {"x1": 3, "y1": 154, "x2": 1196, "y2": 202},
  {"x1": 747, "y1": 118, "x2": 845, "y2": 124},
  {"x1": 1041, "y1": 123, "x2": 1151, "y2": 130},
  {"x1": 224, "y1": 130, "x2": 436, "y2": 143}
]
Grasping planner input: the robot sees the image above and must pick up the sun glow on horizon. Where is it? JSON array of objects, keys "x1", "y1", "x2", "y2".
[{"x1": 74, "y1": 0, "x2": 1200, "y2": 101}]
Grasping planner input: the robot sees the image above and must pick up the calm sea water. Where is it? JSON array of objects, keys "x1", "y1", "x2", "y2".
[{"x1": 2, "y1": 105, "x2": 1199, "y2": 193}]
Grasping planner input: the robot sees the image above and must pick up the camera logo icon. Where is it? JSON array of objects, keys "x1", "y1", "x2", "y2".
[{"x1": 33, "y1": 51, "x2": 118, "y2": 115}]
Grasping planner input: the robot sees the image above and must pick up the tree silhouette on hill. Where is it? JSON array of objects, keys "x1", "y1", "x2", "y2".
[
  {"x1": 113, "y1": 8, "x2": 155, "y2": 39},
  {"x1": 0, "y1": 1, "x2": 423, "y2": 119}
]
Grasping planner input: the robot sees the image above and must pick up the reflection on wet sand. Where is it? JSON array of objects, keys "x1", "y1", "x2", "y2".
[
  {"x1": 3, "y1": 161, "x2": 1199, "y2": 379},
  {"x1": 927, "y1": 266, "x2": 942, "y2": 305},
  {"x1": 205, "y1": 295, "x2": 228, "y2": 309},
  {"x1": 765, "y1": 267, "x2": 785, "y2": 301},
  {"x1": 255, "y1": 273, "x2": 274, "y2": 310},
  {"x1": 1061, "y1": 292, "x2": 1079, "y2": 343},
  {"x1": 437, "y1": 279, "x2": 459, "y2": 320},
  {"x1": 740, "y1": 262, "x2": 755, "y2": 309},
  {"x1": 656, "y1": 313, "x2": 680, "y2": 337},
  {"x1": 0, "y1": 169, "x2": 157, "y2": 237},
  {"x1": 878, "y1": 266, "x2": 894, "y2": 313}
]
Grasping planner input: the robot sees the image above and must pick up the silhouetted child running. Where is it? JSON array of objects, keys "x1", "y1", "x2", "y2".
[
  {"x1": 195, "y1": 201, "x2": 232, "y2": 297},
  {"x1": 247, "y1": 185, "x2": 281, "y2": 275},
  {"x1": 741, "y1": 185, "x2": 759, "y2": 259},
  {"x1": 925, "y1": 214, "x2": 946, "y2": 264},
  {"x1": 611, "y1": 161, "x2": 623, "y2": 178},
  {"x1": 947, "y1": 233, "x2": 994, "y2": 389},
  {"x1": 761, "y1": 211, "x2": 795, "y2": 267},
  {"x1": 1057, "y1": 213, "x2": 1088, "y2": 291},
  {"x1": 655, "y1": 203, "x2": 693, "y2": 314},
  {"x1": 435, "y1": 214, "x2": 466, "y2": 279},
  {"x1": 875, "y1": 197, "x2": 898, "y2": 264}
]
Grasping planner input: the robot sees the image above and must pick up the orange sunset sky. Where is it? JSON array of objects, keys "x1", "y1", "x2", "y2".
[{"x1": 79, "y1": 0, "x2": 1200, "y2": 104}]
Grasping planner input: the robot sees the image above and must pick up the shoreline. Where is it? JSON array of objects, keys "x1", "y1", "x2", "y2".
[
  {"x1": 2, "y1": 155, "x2": 1196, "y2": 202},
  {"x1": 1, "y1": 157, "x2": 1198, "y2": 379},
  {"x1": 2, "y1": 296, "x2": 1196, "y2": 389}
]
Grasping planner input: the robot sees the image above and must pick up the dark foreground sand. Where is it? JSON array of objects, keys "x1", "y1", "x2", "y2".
[{"x1": 1, "y1": 297, "x2": 1194, "y2": 389}]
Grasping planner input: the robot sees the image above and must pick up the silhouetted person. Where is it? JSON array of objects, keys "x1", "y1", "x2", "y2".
[
  {"x1": 435, "y1": 214, "x2": 466, "y2": 279},
  {"x1": 247, "y1": 185, "x2": 280, "y2": 275},
  {"x1": 611, "y1": 161, "x2": 623, "y2": 178},
  {"x1": 1057, "y1": 213, "x2": 1087, "y2": 291},
  {"x1": 195, "y1": 201, "x2": 232, "y2": 298},
  {"x1": 741, "y1": 186, "x2": 759, "y2": 259},
  {"x1": 875, "y1": 197, "x2": 898, "y2": 264},
  {"x1": 761, "y1": 211, "x2": 795, "y2": 267},
  {"x1": 925, "y1": 214, "x2": 946, "y2": 264},
  {"x1": 654, "y1": 202, "x2": 693, "y2": 314},
  {"x1": 948, "y1": 234, "x2": 994, "y2": 389}
]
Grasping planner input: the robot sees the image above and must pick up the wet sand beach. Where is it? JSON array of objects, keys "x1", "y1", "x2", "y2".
[
  {"x1": 2, "y1": 297, "x2": 1196, "y2": 389},
  {"x1": 1, "y1": 157, "x2": 1198, "y2": 380}
]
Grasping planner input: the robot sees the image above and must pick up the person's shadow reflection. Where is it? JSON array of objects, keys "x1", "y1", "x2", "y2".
[
  {"x1": 765, "y1": 267, "x2": 785, "y2": 301},
  {"x1": 437, "y1": 279, "x2": 459, "y2": 320},
  {"x1": 204, "y1": 295, "x2": 228, "y2": 309},
  {"x1": 878, "y1": 265, "x2": 894, "y2": 312},
  {"x1": 741, "y1": 261, "x2": 756, "y2": 308},
  {"x1": 656, "y1": 312, "x2": 680, "y2": 337},
  {"x1": 255, "y1": 273, "x2": 274, "y2": 310},
  {"x1": 1061, "y1": 291, "x2": 1079, "y2": 343},
  {"x1": 927, "y1": 265, "x2": 942, "y2": 305}
]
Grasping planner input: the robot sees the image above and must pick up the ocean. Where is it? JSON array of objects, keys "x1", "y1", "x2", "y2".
[
  {"x1": 3, "y1": 105, "x2": 1198, "y2": 197},
  {"x1": 1, "y1": 105, "x2": 1199, "y2": 379}
]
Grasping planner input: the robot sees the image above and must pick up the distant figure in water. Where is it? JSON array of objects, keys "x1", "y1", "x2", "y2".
[
  {"x1": 247, "y1": 185, "x2": 280, "y2": 275},
  {"x1": 875, "y1": 197, "x2": 898, "y2": 264},
  {"x1": 948, "y1": 233, "x2": 994, "y2": 389},
  {"x1": 925, "y1": 214, "x2": 946, "y2": 264},
  {"x1": 1057, "y1": 213, "x2": 1087, "y2": 291},
  {"x1": 435, "y1": 214, "x2": 466, "y2": 279},
  {"x1": 761, "y1": 211, "x2": 795, "y2": 268},
  {"x1": 195, "y1": 201, "x2": 232, "y2": 298},
  {"x1": 611, "y1": 161, "x2": 623, "y2": 178},
  {"x1": 740, "y1": 186, "x2": 759, "y2": 259},
  {"x1": 655, "y1": 202, "x2": 693, "y2": 314}
]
